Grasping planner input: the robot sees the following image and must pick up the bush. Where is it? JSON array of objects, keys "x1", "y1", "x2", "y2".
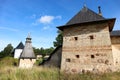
[
  {"x1": 0, "y1": 57, "x2": 18, "y2": 68},
  {"x1": 35, "y1": 58, "x2": 43, "y2": 66}
]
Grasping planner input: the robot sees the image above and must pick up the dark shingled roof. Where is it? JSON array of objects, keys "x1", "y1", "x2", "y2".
[
  {"x1": 110, "y1": 30, "x2": 120, "y2": 36},
  {"x1": 57, "y1": 6, "x2": 116, "y2": 31},
  {"x1": 16, "y1": 42, "x2": 24, "y2": 49},
  {"x1": 66, "y1": 6, "x2": 105, "y2": 25},
  {"x1": 40, "y1": 45, "x2": 62, "y2": 66},
  {"x1": 20, "y1": 35, "x2": 36, "y2": 59}
]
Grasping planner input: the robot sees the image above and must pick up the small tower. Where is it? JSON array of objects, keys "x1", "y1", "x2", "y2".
[
  {"x1": 14, "y1": 42, "x2": 24, "y2": 58},
  {"x1": 19, "y1": 34, "x2": 36, "y2": 68}
]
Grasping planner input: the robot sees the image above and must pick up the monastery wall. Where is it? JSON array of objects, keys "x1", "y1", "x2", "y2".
[
  {"x1": 111, "y1": 37, "x2": 120, "y2": 71},
  {"x1": 61, "y1": 22, "x2": 114, "y2": 73}
]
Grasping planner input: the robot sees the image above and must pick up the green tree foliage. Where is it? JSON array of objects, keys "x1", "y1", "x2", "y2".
[
  {"x1": 0, "y1": 44, "x2": 13, "y2": 58},
  {"x1": 53, "y1": 30, "x2": 63, "y2": 47},
  {"x1": 33, "y1": 47, "x2": 54, "y2": 57}
]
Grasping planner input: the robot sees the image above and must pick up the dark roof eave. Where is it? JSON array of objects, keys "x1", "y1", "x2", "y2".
[
  {"x1": 20, "y1": 57, "x2": 36, "y2": 59},
  {"x1": 57, "y1": 18, "x2": 116, "y2": 31},
  {"x1": 111, "y1": 35, "x2": 120, "y2": 37}
]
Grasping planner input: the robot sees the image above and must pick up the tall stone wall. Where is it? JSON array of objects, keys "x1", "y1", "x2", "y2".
[
  {"x1": 111, "y1": 36, "x2": 120, "y2": 71},
  {"x1": 61, "y1": 22, "x2": 113, "y2": 73}
]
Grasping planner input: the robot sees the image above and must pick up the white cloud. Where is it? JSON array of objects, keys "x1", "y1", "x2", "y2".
[
  {"x1": 38, "y1": 15, "x2": 54, "y2": 24},
  {"x1": 0, "y1": 27, "x2": 18, "y2": 32},
  {"x1": 37, "y1": 15, "x2": 62, "y2": 24}
]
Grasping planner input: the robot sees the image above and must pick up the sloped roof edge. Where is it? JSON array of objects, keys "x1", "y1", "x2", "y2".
[{"x1": 57, "y1": 18, "x2": 116, "y2": 31}]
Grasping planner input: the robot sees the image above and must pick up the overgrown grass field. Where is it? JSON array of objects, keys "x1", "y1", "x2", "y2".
[{"x1": 1, "y1": 57, "x2": 120, "y2": 80}]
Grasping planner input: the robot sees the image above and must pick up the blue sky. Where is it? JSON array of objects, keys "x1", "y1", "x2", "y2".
[{"x1": 0, "y1": 0, "x2": 120, "y2": 51}]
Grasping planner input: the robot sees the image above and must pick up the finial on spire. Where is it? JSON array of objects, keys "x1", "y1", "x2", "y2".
[
  {"x1": 26, "y1": 32, "x2": 32, "y2": 43},
  {"x1": 98, "y1": 6, "x2": 102, "y2": 16},
  {"x1": 27, "y1": 32, "x2": 31, "y2": 38},
  {"x1": 83, "y1": 3, "x2": 86, "y2": 8}
]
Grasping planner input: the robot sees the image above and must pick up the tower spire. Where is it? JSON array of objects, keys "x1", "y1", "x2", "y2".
[
  {"x1": 26, "y1": 33, "x2": 32, "y2": 43},
  {"x1": 83, "y1": 0, "x2": 87, "y2": 8},
  {"x1": 98, "y1": 6, "x2": 102, "y2": 16}
]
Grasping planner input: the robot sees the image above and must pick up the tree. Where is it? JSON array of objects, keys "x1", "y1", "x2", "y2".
[
  {"x1": 53, "y1": 30, "x2": 63, "y2": 47},
  {"x1": 33, "y1": 47, "x2": 54, "y2": 57},
  {"x1": 0, "y1": 44, "x2": 13, "y2": 58}
]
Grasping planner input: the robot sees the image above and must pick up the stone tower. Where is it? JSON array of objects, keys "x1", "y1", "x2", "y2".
[
  {"x1": 58, "y1": 6, "x2": 116, "y2": 73},
  {"x1": 19, "y1": 34, "x2": 36, "y2": 68}
]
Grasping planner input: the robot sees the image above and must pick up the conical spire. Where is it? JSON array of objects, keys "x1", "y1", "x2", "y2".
[{"x1": 20, "y1": 34, "x2": 36, "y2": 59}]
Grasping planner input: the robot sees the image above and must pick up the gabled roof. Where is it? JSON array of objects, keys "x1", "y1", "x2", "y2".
[
  {"x1": 20, "y1": 35, "x2": 36, "y2": 59},
  {"x1": 66, "y1": 6, "x2": 105, "y2": 25},
  {"x1": 57, "y1": 6, "x2": 116, "y2": 31},
  {"x1": 16, "y1": 42, "x2": 24, "y2": 49},
  {"x1": 40, "y1": 45, "x2": 62, "y2": 66},
  {"x1": 110, "y1": 30, "x2": 120, "y2": 37}
]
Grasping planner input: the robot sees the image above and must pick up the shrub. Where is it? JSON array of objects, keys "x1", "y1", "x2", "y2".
[{"x1": 0, "y1": 57, "x2": 18, "y2": 68}]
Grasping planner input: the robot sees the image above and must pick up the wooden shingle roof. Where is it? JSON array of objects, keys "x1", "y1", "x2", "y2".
[
  {"x1": 20, "y1": 35, "x2": 36, "y2": 59},
  {"x1": 57, "y1": 6, "x2": 116, "y2": 31},
  {"x1": 66, "y1": 6, "x2": 105, "y2": 25}
]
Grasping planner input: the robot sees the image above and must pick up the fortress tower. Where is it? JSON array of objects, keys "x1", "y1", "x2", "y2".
[
  {"x1": 58, "y1": 6, "x2": 116, "y2": 73},
  {"x1": 19, "y1": 34, "x2": 36, "y2": 68}
]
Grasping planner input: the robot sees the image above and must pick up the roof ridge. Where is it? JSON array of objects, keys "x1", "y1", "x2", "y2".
[
  {"x1": 16, "y1": 42, "x2": 24, "y2": 49},
  {"x1": 66, "y1": 6, "x2": 105, "y2": 25}
]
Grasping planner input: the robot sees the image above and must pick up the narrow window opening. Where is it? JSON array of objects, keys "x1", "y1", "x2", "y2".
[
  {"x1": 91, "y1": 55, "x2": 95, "y2": 58},
  {"x1": 66, "y1": 58, "x2": 71, "y2": 62},
  {"x1": 76, "y1": 55, "x2": 79, "y2": 58},
  {"x1": 89, "y1": 35, "x2": 94, "y2": 40},
  {"x1": 74, "y1": 37, "x2": 78, "y2": 41}
]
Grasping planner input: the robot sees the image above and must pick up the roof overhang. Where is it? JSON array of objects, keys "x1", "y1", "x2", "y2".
[
  {"x1": 19, "y1": 57, "x2": 36, "y2": 59},
  {"x1": 57, "y1": 18, "x2": 116, "y2": 32}
]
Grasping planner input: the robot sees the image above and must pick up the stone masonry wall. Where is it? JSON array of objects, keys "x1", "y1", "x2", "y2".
[
  {"x1": 111, "y1": 37, "x2": 120, "y2": 71},
  {"x1": 19, "y1": 59, "x2": 36, "y2": 68},
  {"x1": 61, "y1": 22, "x2": 113, "y2": 73}
]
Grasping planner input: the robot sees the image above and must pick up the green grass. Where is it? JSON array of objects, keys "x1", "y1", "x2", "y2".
[
  {"x1": 1, "y1": 67, "x2": 120, "y2": 80},
  {"x1": 1, "y1": 57, "x2": 120, "y2": 80}
]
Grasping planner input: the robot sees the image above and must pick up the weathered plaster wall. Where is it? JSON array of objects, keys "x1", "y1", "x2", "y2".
[
  {"x1": 61, "y1": 22, "x2": 113, "y2": 73},
  {"x1": 19, "y1": 59, "x2": 36, "y2": 68},
  {"x1": 14, "y1": 49, "x2": 23, "y2": 58}
]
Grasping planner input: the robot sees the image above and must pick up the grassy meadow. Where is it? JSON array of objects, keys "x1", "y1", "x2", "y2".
[{"x1": 1, "y1": 57, "x2": 120, "y2": 80}]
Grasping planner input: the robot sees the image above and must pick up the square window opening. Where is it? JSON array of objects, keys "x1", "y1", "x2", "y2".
[
  {"x1": 66, "y1": 58, "x2": 71, "y2": 62},
  {"x1": 89, "y1": 35, "x2": 94, "y2": 39},
  {"x1": 91, "y1": 55, "x2": 95, "y2": 58},
  {"x1": 74, "y1": 37, "x2": 78, "y2": 41},
  {"x1": 75, "y1": 55, "x2": 80, "y2": 58}
]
